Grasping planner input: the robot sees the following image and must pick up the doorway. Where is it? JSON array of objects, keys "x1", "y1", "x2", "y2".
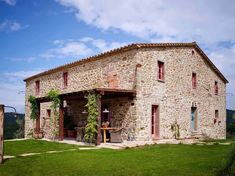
[
  {"x1": 191, "y1": 107, "x2": 197, "y2": 131},
  {"x1": 151, "y1": 105, "x2": 159, "y2": 139}
]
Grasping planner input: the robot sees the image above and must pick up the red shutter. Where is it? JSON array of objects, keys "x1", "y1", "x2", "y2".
[
  {"x1": 35, "y1": 81, "x2": 40, "y2": 95},
  {"x1": 214, "y1": 81, "x2": 218, "y2": 95},
  {"x1": 192, "y1": 73, "x2": 196, "y2": 89},
  {"x1": 63, "y1": 72, "x2": 68, "y2": 88},
  {"x1": 158, "y1": 61, "x2": 164, "y2": 81}
]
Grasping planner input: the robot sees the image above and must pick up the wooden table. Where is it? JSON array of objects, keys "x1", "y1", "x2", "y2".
[{"x1": 101, "y1": 127, "x2": 117, "y2": 143}]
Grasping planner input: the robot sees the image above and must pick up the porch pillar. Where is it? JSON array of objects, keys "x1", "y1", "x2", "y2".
[
  {"x1": 96, "y1": 96, "x2": 101, "y2": 145},
  {"x1": 0, "y1": 105, "x2": 4, "y2": 164},
  {"x1": 59, "y1": 100, "x2": 64, "y2": 141},
  {"x1": 35, "y1": 101, "x2": 40, "y2": 133}
]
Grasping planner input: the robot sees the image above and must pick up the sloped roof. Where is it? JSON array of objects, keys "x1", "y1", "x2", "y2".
[{"x1": 24, "y1": 42, "x2": 228, "y2": 83}]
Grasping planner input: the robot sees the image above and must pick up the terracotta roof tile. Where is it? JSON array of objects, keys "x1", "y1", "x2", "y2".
[{"x1": 24, "y1": 42, "x2": 228, "y2": 83}]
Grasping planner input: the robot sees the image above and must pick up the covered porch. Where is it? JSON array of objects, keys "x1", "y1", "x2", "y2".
[{"x1": 35, "y1": 88, "x2": 136, "y2": 145}]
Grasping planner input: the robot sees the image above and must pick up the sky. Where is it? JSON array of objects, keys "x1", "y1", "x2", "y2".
[{"x1": 0, "y1": 0, "x2": 234, "y2": 113}]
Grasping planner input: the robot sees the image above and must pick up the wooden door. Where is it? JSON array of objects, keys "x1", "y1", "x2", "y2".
[{"x1": 151, "y1": 105, "x2": 159, "y2": 139}]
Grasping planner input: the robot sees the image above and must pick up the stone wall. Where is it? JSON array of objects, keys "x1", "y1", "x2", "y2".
[
  {"x1": 25, "y1": 46, "x2": 227, "y2": 141},
  {"x1": 25, "y1": 49, "x2": 139, "y2": 138},
  {"x1": 134, "y1": 47, "x2": 226, "y2": 140}
]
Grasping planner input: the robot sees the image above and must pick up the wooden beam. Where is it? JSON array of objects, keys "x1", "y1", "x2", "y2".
[
  {"x1": 0, "y1": 105, "x2": 4, "y2": 164},
  {"x1": 96, "y1": 96, "x2": 101, "y2": 145},
  {"x1": 59, "y1": 100, "x2": 64, "y2": 141}
]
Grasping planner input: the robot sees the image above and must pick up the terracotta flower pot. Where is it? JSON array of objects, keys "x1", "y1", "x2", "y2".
[{"x1": 67, "y1": 130, "x2": 77, "y2": 138}]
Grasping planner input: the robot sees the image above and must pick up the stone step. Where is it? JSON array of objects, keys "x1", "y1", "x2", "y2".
[{"x1": 191, "y1": 131, "x2": 204, "y2": 139}]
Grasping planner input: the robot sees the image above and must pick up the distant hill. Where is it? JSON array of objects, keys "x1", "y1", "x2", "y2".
[{"x1": 4, "y1": 113, "x2": 25, "y2": 139}]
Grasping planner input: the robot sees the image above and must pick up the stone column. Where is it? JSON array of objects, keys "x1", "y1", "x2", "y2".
[{"x1": 0, "y1": 105, "x2": 4, "y2": 164}]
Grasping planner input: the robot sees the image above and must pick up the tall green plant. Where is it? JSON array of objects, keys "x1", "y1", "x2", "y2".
[
  {"x1": 84, "y1": 91, "x2": 99, "y2": 143},
  {"x1": 171, "y1": 120, "x2": 180, "y2": 139},
  {"x1": 28, "y1": 95, "x2": 38, "y2": 120},
  {"x1": 47, "y1": 89, "x2": 60, "y2": 139}
]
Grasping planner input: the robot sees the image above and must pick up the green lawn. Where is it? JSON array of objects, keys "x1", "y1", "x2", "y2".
[
  {"x1": 0, "y1": 139, "x2": 234, "y2": 176},
  {"x1": 4, "y1": 140, "x2": 79, "y2": 156}
]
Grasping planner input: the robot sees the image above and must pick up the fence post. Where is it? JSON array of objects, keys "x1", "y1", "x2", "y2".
[{"x1": 0, "y1": 104, "x2": 4, "y2": 164}]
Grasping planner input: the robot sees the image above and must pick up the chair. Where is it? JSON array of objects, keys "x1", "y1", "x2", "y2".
[{"x1": 110, "y1": 128, "x2": 123, "y2": 143}]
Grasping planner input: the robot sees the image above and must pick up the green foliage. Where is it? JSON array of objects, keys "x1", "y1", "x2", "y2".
[
  {"x1": 47, "y1": 89, "x2": 60, "y2": 110},
  {"x1": 14, "y1": 118, "x2": 25, "y2": 139},
  {"x1": 228, "y1": 123, "x2": 235, "y2": 134},
  {"x1": 233, "y1": 114, "x2": 235, "y2": 120},
  {"x1": 84, "y1": 91, "x2": 99, "y2": 143},
  {"x1": 171, "y1": 120, "x2": 180, "y2": 139},
  {"x1": 47, "y1": 89, "x2": 60, "y2": 139},
  {"x1": 28, "y1": 95, "x2": 38, "y2": 120},
  {"x1": 217, "y1": 144, "x2": 235, "y2": 176}
]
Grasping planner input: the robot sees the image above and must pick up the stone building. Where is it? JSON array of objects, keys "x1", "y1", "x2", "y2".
[{"x1": 24, "y1": 42, "x2": 228, "y2": 144}]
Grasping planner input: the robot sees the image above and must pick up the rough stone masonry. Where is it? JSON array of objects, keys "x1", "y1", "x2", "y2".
[{"x1": 24, "y1": 43, "x2": 228, "y2": 142}]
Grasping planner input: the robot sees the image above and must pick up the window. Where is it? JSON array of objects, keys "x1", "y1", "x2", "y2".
[
  {"x1": 47, "y1": 109, "x2": 51, "y2": 118},
  {"x1": 35, "y1": 80, "x2": 40, "y2": 95},
  {"x1": 63, "y1": 72, "x2": 68, "y2": 88},
  {"x1": 192, "y1": 73, "x2": 197, "y2": 89},
  {"x1": 158, "y1": 61, "x2": 165, "y2": 81},
  {"x1": 215, "y1": 110, "x2": 219, "y2": 119},
  {"x1": 214, "y1": 81, "x2": 218, "y2": 95}
]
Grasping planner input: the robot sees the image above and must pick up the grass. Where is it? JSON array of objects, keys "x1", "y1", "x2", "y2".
[
  {"x1": 0, "y1": 139, "x2": 234, "y2": 176},
  {"x1": 3, "y1": 139, "x2": 79, "y2": 156}
]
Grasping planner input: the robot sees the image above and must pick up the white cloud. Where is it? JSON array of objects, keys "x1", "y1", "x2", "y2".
[
  {"x1": 41, "y1": 41, "x2": 93, "y2": 59},
  {"x1": 0, "y1": 20, "x2": 29, "y2": 32},
  {"x1": 80, "y1": 37, "x2": 127, "y2": 52},
  {"x1": 0, "y1": 69, "x2": 45, "y2": 113},
  {"x1": 42, "y1": 38, "x2": 126, "y2": 59},
  {"x1": 9, "y1": 57, "x2": 36, "y2": 63},
  {"x1": 57, "y1": 0, "x2": 235, "y2": 44},
  {"x1": 1, "y1": 0, "x2": 16, "y2": 6},
  {"x1": 3, "y1": 70, "x2": 43, "y2": 79}
]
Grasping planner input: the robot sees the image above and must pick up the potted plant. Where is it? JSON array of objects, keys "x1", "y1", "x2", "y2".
[{"x1": 171, "y1": 120, "x2": 180, "y2": 139}]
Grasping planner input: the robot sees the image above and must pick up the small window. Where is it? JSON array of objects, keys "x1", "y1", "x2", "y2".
[
  {"x1": 63, "y1": 72, "x2": 68, "y2": 88},
  {"x1": 192, "y1": 73, "x2": 197, "y2": 89},
  {"x1": 35, "y1": 80, "x2": 40, "y2": 95},
  {"x1": 158, "y1": 61, "x2": 165, "y2": 81},
  {"x1": 215, "y1": 110, "x2": 219, "y2": 119},
  {"x1": 214, "y1": 81, "x2": 218, "y2": 95},
  {"x1": 47, "y1": 109, "x2": 51, "y2": 118}
]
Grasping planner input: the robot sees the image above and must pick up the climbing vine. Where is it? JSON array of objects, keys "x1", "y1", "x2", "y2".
[
  {"x1": 47, "y1": 89, "x2": 60, "y2": 139},
  {"x1": 84, "y1": 91, "x2": 99, "y2": 143},
  {"x1": 28, "y1": 95, "x2": 38, "y2": 120}
]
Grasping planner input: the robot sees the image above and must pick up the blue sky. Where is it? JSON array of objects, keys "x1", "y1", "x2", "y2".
[{"x1": 0, "y1": 0, "x2": 234, "y2": 112}]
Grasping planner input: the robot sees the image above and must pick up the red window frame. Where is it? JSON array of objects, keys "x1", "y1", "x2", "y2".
[
  {"x1": 35, "y1": 80, "x2": 40, "y2": 95},
  {"x1": 214, "y1": 81, "x2": 218, "y2": 95},
  {"x1": 158, "y1": 61, "x2": 165, "y2": 81},
  {"x1": 192, "y1": 73, "x2": 197, "y2": 89},
  {"x1": 63, "y1": 72, "x2": 68, "y2": 88}
]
